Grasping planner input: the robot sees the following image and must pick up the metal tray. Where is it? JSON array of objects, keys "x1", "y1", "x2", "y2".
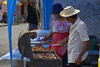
[
  {"x1": 31, "y1": 51, "x2": 62, "y2": 67},
  {"x1": 31, "y1": 41, "x2": 50, "y2": 45},
  {"x1": 32, "y1": 51, "x2": 56, "y2": 53}
]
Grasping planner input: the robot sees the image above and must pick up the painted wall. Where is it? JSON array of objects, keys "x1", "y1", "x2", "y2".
[
  {"x1": 0, "y1": 0, "x2": 7, "y2": 16},
  {"x1": 65, "y1": 0, "x2": 100, "y2": 38}
]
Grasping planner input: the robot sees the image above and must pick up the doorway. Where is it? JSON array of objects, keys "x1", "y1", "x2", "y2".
[{"x1": 21, "y1": 4, "x2": 24, "y2": 15}]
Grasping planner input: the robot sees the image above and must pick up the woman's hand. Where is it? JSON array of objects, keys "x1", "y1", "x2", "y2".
[{"x1": 43, "y1": 36, "x2": 49, "y2": 41}]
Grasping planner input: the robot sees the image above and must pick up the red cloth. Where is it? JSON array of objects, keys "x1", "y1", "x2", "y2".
[
  {"x1": 48, "y1": 32, "x2": 69, "y2": 58},
  {"x1": 14, "y1": 13, "x2": 16, "y2": 17}
]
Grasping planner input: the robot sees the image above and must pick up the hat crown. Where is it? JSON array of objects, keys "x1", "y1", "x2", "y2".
[
  {"x1": 60, "y1": 6, "x2": 80, "y2": 17},
  {"x1": 51, "y1": 3, "x2": 63, "y2": 14},
  {"x1": 64, "y1": 6, "x2": 72, "y2": 9},
  {"x1": 63, "y1": 6, "x2": 75, "y2": 15}
]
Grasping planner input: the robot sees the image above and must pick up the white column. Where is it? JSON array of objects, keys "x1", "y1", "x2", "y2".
[{"x1": 15, "y1": 6, "x2": 17, "y2": 23}]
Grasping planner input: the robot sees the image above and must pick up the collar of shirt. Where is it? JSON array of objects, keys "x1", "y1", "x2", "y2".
[{"x1": 70, "y1": 17, "x2": 80, "y2": 29}]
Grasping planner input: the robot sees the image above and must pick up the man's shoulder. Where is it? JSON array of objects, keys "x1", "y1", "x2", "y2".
[
  {"x1": 28, "y1": 4, "x2": 31, "y2": 6},
  {"x1": 78, "y1": 19, "x2": 86, "y2": 26},
  {"x1": 28, "y1": 4, "x2": 32, "y2": 9},
  {"x1": 77, "y1": 20, "x2": 87, "y2": 31}
]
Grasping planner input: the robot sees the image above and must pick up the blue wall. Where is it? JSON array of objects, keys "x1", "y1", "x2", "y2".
[{"x1": 65, "y1": 0, "x2": 100, "y2": 38}]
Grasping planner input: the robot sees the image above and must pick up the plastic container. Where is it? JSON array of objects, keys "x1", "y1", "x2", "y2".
[
  {"x1": 88, "y1": 36, "x2": 96, "y2": 50},
  {"x1": 66, "y1": 64, "x2": 69, "y2": 67},
  {"x1": 35, "y1": 30, "x2": 51, "y2": 41}
]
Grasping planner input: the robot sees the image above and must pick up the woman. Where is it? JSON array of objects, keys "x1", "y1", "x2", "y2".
[{"x1": 43, "y1": 3, "x2": 71, "y2": 67}]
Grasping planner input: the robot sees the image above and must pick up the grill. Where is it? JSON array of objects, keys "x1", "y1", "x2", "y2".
[{"x1": 18, "y1": 30, "x2": 62, "y2": 67}]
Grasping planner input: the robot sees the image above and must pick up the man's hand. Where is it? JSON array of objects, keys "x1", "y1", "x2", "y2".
[
  {"x1": 37, "y1": 16, "x2": 40, "y2": 19},
  {"x1": 28, "y1": 0, "x2": 30, "y2": 5},
  {"x1": 74, "y1": 55, "x2": 82, "y2": 65},
  {"x1": 74, "y1": 40, "x2": 90, "y2": 65},
  {"x1": 58, "y1": 36, "x2": 69, "y2": 44},
  {"x1": 57, "y1": 40, "x2": 67, "y2": 45}
]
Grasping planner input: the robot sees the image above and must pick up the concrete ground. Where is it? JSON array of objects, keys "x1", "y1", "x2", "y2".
[{"x1": 0, "y1": 23, "x2": 28, "y2": 67}]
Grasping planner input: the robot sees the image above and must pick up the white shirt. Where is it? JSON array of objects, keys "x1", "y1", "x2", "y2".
[
  {"x1": 0, "y1": 16, "x2": 2, "y2": 21},
  {"x1": 52, "y1": 19, "x2": 71, "y2": 33},
  {"x1": 68, "y1": 17, "x2": 89, "y2": 63}
]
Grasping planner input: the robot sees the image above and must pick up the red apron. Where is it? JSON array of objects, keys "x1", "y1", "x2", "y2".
[{"x1": 48, "y1": 32, "x2": 69, "y2": 58}]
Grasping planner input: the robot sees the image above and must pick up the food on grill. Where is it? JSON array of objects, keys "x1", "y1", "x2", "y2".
[
  {"x1": 33, "y1": 53, "x2": 57, "y2": 59},
  {"x1": 31, "y1": 44, "x2": 55, "y2": 51}
]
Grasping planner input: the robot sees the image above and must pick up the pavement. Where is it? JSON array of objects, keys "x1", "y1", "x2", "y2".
[
  {"x1": 0, "y1": 23, "x2": 28, "y2": 67},
  {"x1": 0, "y1": 23, "x2": 8, "y2": 27}
]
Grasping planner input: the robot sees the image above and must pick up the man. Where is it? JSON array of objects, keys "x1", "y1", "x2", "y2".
[
  {"x1": 3, "y1": 12, "x2": 6, "y2": 20},
  {"x1": 58, "y1": 6, "x2": 90, "y2": 67},
  {"x1": 26, "y1": 0, "x2": 40, "y2": 37},
  {"x1": 2, "y1": 12, "x2": 7, "y2": 23}
]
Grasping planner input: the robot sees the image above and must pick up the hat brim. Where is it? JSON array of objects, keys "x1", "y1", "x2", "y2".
[{"x1": 60, "y1": 9, "x2": 80, "y2": 17}]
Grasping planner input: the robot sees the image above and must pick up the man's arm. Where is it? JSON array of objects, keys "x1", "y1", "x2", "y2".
[
  {"x1": 75, "y1": 40, "x2": 90, "y2": 65},
  {"x1": 57, "y1": 36, "x2": 69, "y2": 44},
  {"x1": 27, "y1": 0, "x2": 32, "y2": 11},
  {"x1": 78, "y1": 40, "x2": 90, "y2": 57},
  {"x1": 58, "y1": 24, "x2": 70, "y2": 45},
  {"x1": 38, "y1": 10, "x2": 40, "y2": 19},
  {"x1": 37, "y1": 10, "x2": 40, "y2": 19},
  {"x1": 28, "y1": 0, "x2": 30, "y2": 5}
]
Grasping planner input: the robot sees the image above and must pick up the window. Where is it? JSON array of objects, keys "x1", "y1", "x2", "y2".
[{"x1": 0, "y1": 2, "x2": 2, "y2": 10}]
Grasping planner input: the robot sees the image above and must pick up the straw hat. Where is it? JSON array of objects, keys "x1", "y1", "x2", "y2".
[{"x1": 60, "y1": 6, "x2": 80, "y2": 17}]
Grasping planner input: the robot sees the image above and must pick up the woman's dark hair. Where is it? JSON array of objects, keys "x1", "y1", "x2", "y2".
[{"x1": 70, "y1": 14, "x2": 77, "y2": 18}]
